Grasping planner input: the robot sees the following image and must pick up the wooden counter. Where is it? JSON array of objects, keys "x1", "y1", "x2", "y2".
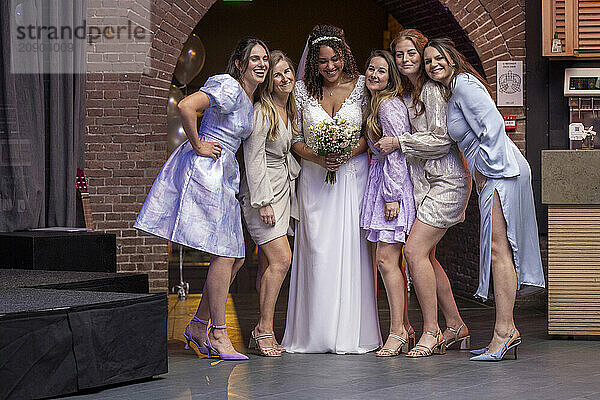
[{"x1": 542, "y1": 150, "x2": 600, "y2": 336}]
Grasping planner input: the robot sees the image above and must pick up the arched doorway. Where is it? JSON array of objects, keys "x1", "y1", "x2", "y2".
[
  {"x1": 84, "y1": 0, "x2": 527, "y2": 293},
  {"x1": 161, "y1": 0, "x2": 484, "y2": 296}
]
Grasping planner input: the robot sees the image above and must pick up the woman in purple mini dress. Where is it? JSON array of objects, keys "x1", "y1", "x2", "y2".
[
  {"x1": 361, "y1": 50, "x2": 416, "y2": 357},
  {"x1": 135, "y1": 38, "x2": 269, "y2": 360}
]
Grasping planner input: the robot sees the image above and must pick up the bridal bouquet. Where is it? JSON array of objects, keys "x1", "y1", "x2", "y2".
[{"x1": 309, "y1": 117, "x2": 359, "y2": 184}]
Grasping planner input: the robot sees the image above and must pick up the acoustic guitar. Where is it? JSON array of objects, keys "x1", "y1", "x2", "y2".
[{"x1": 76, "y1": 168, "x2": 94, "y2": 231}]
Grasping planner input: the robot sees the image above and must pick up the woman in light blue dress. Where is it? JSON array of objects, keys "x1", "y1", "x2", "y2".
[
  {"x1": 423, "y1": 38, "x2": 545, "y2": 361},
  {"x1": 135, "y1": 37, "x2": 270, "y2": 360}
]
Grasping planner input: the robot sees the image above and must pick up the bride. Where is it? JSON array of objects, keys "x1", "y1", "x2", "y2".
[{"x1": 282, "y1": 25, "x2": 382, "y2": 353}]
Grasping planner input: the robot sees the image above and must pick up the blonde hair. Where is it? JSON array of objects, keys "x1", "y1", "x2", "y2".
[
  {"x1": 256, "y1": 50, "x2": 298, "y2": 141},
  {"x1": 363, "y1": 50, "x2": 404, "y2": 142},
  {"x1": 390, "y1": 29, "x2": 428, "y2": 116}
]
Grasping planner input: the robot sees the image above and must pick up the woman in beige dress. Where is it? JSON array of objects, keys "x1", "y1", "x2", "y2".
[{"x1": 240, "y1": 50, "x2": 301, "y2": 357}]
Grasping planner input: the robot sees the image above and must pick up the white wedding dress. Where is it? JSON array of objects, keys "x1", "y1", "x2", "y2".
[{"x1": 282, "y1": 76, "x2": 382, "y2": 353}]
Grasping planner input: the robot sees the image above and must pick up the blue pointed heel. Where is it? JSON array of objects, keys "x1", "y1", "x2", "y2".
[
  {"x1": 183, "y1": 316, "x2": 211, "y2": 356},
  {"x1": 470, "y1": 329, "x2": 521, "y2": 361},
  {"x1": 470, "y1": 347, "x2": 489, "y2": 355}
]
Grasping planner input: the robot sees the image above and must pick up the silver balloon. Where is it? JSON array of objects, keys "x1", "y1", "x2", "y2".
[
  {"x1": 167, "y1": 115, "x2": 187, "y2": 154},
  {"x1": 173, "y1": 34, "x2": 206, "y2": 85},
  {"x1": 167, "y1": 85, "x2": 184, "y2": 118}
]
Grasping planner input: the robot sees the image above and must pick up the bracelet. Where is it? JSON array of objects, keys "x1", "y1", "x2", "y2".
[{"x1": 396, "y1": 136, "x2": 401, "y2": 150}]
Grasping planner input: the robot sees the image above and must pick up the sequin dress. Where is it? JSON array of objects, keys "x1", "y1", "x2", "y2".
[
  {"x1": 134, "y1": 74, "x2": 252, "y2": 258},
  {"x1": 399, "y1": 81, "x2": 472, "y2": 229},
  {"x1": 446, "y1": 73, "x2": 545, "y2": 300},
  {"x1": 360, "y1": 97, "x2": 415, "y2": 243}
]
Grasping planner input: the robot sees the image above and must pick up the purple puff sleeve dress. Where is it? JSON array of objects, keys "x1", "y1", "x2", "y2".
[
  {"x1": 360, "y1": 97, "x2": 416, "y2": 243},
  {"x1": 134, "y1": 74, "x2": 253, "y2": 258}
]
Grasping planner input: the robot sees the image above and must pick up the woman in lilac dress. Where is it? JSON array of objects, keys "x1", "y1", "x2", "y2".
[
  {"x1": 361, "y1": 50, "x2": 416, "y2": 356},
  {"x1": 135, "y1": 38, "x2": 270, "y2": 360},
  {"x1": 424, "y1": 38, "x2": 544, "y2": 361}
]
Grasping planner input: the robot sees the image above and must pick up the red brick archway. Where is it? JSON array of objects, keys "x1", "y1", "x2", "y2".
[{"x1": 85, "y1": 0, "x2": 526, "y2": 292}]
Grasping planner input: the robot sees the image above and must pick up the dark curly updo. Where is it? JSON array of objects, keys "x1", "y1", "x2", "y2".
[{"x1": 304, "y1": 25, "x2": 359, "y2": 100}]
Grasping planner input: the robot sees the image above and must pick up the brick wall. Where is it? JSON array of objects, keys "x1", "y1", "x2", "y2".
[
  {"x1": 84, "y1": 0, "x2": 528, "y2": 294},
  {"x1": 433, "y1": 0, "x2": 527, "y2": 297}
]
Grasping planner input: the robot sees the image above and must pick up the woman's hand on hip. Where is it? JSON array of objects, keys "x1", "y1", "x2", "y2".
[
  {"x1": 259, "y1": 205, "x2": 276, "y2": 226},
  {"x1": 384, "y1": 201, "x2": 400, "y2": 221},
  {"x1": 193, "y1": 137, "x2": 222, "y2": 160}
]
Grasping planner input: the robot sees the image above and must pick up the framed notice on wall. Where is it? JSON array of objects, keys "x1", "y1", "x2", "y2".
[{"x1": 496, "y1": 61, "x2": 523, "y2": 106}]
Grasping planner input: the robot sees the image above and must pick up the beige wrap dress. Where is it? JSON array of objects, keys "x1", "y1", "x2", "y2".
[{"x1": 240, "y1": 105, "x2": 300, "y2": 245}]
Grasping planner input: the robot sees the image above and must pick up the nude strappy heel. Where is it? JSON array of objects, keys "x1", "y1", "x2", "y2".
[
  {"x1": 445, "y1": 323, "x2": 471, "y2": 350},
  {"x1": 248, "y1": 329, "x2": 282, "y2": 357},
  {"x1": 406, "y1": 329, "x2": 447, "y2": 358},
  {"x1": 376, "y1": 333, "x2": 410, "y2": 357}
]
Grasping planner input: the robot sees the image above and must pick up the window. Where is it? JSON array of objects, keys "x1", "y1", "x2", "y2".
[{"x1": 543, "y1": 0, "x2": 600, "y2": 57}]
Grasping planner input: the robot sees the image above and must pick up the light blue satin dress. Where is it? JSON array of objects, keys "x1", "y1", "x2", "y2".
[
  {"x1": 134, "y1": 74, "x2": 252, "y2": 258},
  {"x1": 445, "y1": 73, "x2": 545, "y2": 300}
]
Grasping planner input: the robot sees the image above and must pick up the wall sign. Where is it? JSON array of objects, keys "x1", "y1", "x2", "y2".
[{"x1": 497, "y1": 61, "x2": 523, "y2": 107}]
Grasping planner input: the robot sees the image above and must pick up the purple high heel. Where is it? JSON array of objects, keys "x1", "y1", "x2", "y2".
[
  {"x1": 206, "y1": 324, "x2": 249, "y2": 360},
  {"x1": 183, "y1": 316, "x2": 211, "y2": 356}
]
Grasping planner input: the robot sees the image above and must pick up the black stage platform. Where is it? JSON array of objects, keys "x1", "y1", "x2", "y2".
[
  {"x1": 0, "y1": 231, "x2": 116, "y2": 272},
  {"x1": 0, "y1": 269, "x2": 149, "y2": 293},
  {"x1": 0, "y1": 270, "x2": 168, "y2": 400}
]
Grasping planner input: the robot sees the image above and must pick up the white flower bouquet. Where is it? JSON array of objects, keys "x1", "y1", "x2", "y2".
[{"x1": 309, "y1": 117, "x2": 359, "y2": 184}]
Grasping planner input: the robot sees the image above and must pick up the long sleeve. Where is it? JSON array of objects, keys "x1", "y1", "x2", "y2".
[
  {"x1": 379, "y1": 98, "x2": 411, "y2": 203},
  {"x1": 453, "y1": 74, "x2": 518, "y2": 178},
  {"x1": 243, "y1": 106, "x2": 274, "y2": 208},
  {"x1": 399, "y1": 83, "x2": 453, "y2": 159}
]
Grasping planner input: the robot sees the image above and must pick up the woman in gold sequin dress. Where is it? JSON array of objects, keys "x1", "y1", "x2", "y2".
[{"x1": 376, "y1": 29, "x2": 472, "y2": 357}]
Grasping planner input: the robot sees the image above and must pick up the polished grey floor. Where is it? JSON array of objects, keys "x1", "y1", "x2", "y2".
[{"x1": 60, "y1": 291, "x2": 600, "y2": 400}]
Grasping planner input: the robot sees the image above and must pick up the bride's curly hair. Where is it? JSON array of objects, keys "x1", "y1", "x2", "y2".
[{"x1": 304, "y1": 25, "x2": 359, "y2": 100}]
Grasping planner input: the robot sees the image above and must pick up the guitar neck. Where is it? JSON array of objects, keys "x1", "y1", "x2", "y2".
[{"x1": 80, "y1": 193, "x2": 94, "y2": 231}]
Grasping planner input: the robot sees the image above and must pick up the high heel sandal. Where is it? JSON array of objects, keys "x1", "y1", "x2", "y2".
[
  {"x1": 206, "y1": 324, "x2": 249, "y2": 360},
  {"x1": 470, "y1": 329, "x2": 521, "y2": 361},
  {"x1": 470, "y1": 347, "x2": 489, "y2": 355},
  {"x1": 406, "y1": 329, "x2": 446, "y2": 358},
  {"x1": 248, "y1": 329, "x2": 282, "y2": 357},
  {"x1": 183, "y1": 316, "x2": 210, "y2": 356},
  {"x1": 444, "y1": 323, "x2": 471, "y2": 350},
  {"x1": 376, "y1": 333, "x2": 409, "y2": 357}
]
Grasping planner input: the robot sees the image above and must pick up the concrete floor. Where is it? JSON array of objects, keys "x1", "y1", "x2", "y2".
[{"x1": 57, "y1": 288, "x2": 600, "y2": 400}]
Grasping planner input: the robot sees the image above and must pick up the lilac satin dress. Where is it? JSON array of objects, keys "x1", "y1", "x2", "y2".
[
  {"x1": 360, "y1": 98, "x2": 415, "y2": 243},
  {"x1": 134, "y1": 74, "x2": 252, "y2": 258}
]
